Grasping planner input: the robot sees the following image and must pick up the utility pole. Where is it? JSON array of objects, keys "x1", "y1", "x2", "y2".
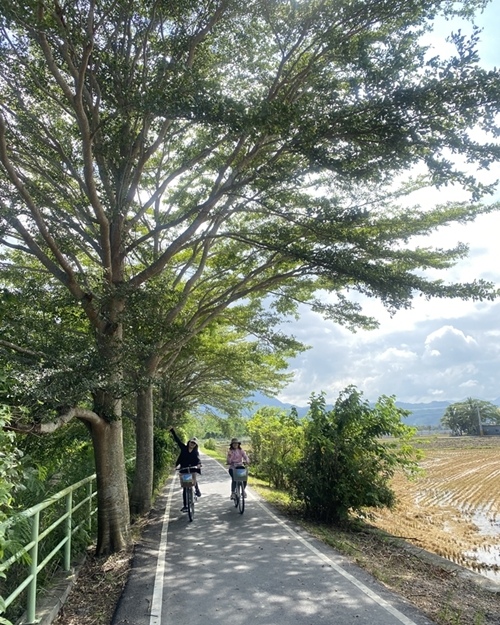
[{"x1": 477, "y1": 405, "x2": 483, "y2": 436}]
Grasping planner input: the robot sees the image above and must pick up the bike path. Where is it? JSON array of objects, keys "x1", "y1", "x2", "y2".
[{"x1": 112, "y1": 455, "x2": 436, "y2": 625}]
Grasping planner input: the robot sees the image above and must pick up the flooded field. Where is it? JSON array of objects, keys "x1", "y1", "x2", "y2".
[{"x1": 371, "y1": 435, "x2": 500, "y2": 582}]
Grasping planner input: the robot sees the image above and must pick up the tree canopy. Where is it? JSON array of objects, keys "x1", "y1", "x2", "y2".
[
  {"x1": 1, "y1": 0, "x2": 500, "y2": 552},
  {"x1": 1, "y1": 0, "x2": 499, "y2": 343},
  {"x1": 441, "y1": 398, "x2": 500, "y2": 435}
]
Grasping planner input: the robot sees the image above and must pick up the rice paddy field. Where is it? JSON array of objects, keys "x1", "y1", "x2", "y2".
[{"x1": 371, "y1": 435, "x2": 500, "y2": 582}]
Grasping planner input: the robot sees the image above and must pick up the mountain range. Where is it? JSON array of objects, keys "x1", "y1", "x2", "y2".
[{"x1": 248, "y1": 393, "x2": 500, "y2": 427}]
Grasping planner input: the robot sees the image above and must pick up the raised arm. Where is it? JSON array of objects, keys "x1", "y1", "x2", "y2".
[{"x1": 169, "y1": 427, "x2": 184, "y2": 449}]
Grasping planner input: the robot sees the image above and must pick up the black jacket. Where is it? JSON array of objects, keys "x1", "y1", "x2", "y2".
[{"x1": 170, "y1": 428, "x2": 201, "y2": 473}]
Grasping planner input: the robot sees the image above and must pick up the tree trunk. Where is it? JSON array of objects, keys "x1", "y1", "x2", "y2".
[
  {"x1": 90, "y1": 416, "x2": 131, "y2": 555},
  {"x1": 130, "y1": 386, "x2": 154, "y2": 515}
]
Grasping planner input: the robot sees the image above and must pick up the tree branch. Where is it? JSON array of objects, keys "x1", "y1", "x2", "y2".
[
  {"x1": 0, "y1": 340, "x2": 44, "y2": 359},
  {"x1": 7, "y1": 406, "x2": 102, "y2": 434}
]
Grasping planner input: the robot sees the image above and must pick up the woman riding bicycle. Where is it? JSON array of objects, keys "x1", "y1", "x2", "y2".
[
  {"x1": 169, "y1": 427, "x2": 202, "y2": 511},
  {"x1": 226, "y1": 438, "x2": 249, "y2": 500}
]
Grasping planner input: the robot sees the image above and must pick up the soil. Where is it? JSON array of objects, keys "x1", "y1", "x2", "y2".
[{"x1": 51, "y1": 548, "x2": 133, "y2": 625}]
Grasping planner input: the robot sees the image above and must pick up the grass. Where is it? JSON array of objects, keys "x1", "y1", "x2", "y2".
[
  {"x1": 249, "y1": 477, "x2": 298, "y2": 510},
  {"x1": 200, "y1": 446, "x2": 224, "y2": 460}
]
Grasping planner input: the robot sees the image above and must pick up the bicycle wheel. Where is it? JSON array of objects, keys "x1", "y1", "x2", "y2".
[
  {"x1": 187, "y1": 487, "x2": 195, "y2": 522},
  {"x1": 237, "y1": 481, "x2": 245, "y2": 514}
]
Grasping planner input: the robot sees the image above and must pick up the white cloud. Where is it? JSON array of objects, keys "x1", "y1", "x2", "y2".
[
  {"x1": 278, "y1": 296, "x2": 500, "y2": 406},
  {"x1": 375, "y1": 347, "x2": 418, "y2": 364},
  {"x1": 423, "y1": 326, "x2": 479, "y2": 362}
]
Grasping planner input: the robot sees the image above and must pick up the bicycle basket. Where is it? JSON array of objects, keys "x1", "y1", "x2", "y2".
[
  {"x1": 234, "y1": 467, "x2": 248, "y2": 481},
  {"x1": 180, "y1": 473, "x2": 193, "y2": 487}
]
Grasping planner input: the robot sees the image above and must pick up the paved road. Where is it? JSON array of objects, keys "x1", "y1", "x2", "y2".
[{"x1": 112, "y1": 456, "x2": 436, "y2": 625}]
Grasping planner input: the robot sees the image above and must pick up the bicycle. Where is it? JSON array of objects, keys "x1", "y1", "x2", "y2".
[
  {"x1": 230, "y1": 464, "x2": 248, "y2": 514},
  {"x1": 176, "y1": 465, "x2": 200, "y2": 522}
]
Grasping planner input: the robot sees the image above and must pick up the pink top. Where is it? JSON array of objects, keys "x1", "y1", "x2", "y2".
[{"x1": 226, "y1": 448, "x2": 249, "y2": 468}]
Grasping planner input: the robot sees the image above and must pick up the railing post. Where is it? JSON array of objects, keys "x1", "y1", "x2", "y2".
[
  {"x1": 1, "y1": 468, "x2": 123, "y2": 624},
  {"x1": 87, "y1": 481, "x2": 93, "y2": 533},
  {"x1": 64, "y1": 492, "x2": 73, "y2": 571},
  {"x1": 27, "y1": 510, "x2": 40, "y2": 624}
]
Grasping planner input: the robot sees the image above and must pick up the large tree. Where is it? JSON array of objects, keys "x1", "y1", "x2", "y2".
[
  {"x1": 1, "y1": 0, "x2": 500, "y2": 553},
  {"x1": 441, "y1": 398, "x2": 500, "y2": 435}
]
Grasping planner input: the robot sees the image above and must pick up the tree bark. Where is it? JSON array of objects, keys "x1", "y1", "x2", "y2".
[
  {"x1": 129, "y1": 386, "x2": 154, "y2": 516},
  {"x1": 89, "y1": 417, "x2": 131, "y2": 555}
]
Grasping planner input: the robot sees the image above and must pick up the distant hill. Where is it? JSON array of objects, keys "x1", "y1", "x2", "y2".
[
  {"x1": 245, "y1": 392, "x2": 311, "y2": 419},
  {"x1": 394, "y1": 401, "x2": 451, "y2": 426},
  {"x1": 247, "y1": 393, "x2": 500, "y2": 427}
]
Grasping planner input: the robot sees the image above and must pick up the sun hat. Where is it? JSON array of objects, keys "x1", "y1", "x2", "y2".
[
  {"x1": 189, "y1": 437, "x2": 198, "y2": 445},
  {"x1": 230, "y1": 437, "x2": 241, "y2": 444}
]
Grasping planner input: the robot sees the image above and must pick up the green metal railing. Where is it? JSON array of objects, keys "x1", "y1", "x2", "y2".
[{"x1": 0, "y1": 474, "x2": 98, "y2": 625}]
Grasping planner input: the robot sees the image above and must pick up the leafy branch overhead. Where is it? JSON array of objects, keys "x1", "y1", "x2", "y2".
[{"x1": 0, "y1": 0, "x2": 499, "y2": 335}]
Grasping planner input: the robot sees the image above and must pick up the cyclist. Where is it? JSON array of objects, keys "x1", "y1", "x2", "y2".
[
  {"x1": 226, "y1": 437, "x2": 249, "y2": 500},
  {"x1": 169, "y1": 427, "x2": 202, "y2": 511}
]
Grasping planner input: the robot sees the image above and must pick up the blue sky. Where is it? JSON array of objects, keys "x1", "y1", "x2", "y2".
[{"x1": 277, "y1": 1, "x2": 500, "y2": 407}]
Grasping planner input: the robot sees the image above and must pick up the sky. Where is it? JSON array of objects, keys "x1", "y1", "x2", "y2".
[{"x1": 277, "y1": 1, "x2": 500, "y2": 407}]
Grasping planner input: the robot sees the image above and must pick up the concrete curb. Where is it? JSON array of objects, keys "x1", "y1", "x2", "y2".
[{"x1": 16, "y1": 559, "x2": 85, "y2": 625}]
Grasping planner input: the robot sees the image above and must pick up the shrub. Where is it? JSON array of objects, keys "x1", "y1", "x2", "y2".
[
  {"x1": 152, "y1": 428, "x2": 177, "y2": 491},
  {"x1": 203, "y1": 438, "x2": 216, "y2": 451},
  {"x1": 247, "y1": 407, "x2": 303, "y2": 489},
  {"x1": 0, "y1": 405, "x2": 24, "y2": 625},
  {"x1": 292, "y1": 387, "x2": 420, "y2": 524}
]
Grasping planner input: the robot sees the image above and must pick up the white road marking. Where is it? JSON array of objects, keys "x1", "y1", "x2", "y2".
[
  {"x1": 150, "y1": 459, "x2": 422, "y2": 625},
  {"x1": 253, "y1": 496, "x2": 420, "y2": 625},
  {"x1": 148, "y1": 477, "x2": 176, "y2": 625}
]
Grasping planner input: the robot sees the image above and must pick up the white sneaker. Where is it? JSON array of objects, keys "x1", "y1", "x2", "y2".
[
  {"x1": 230, "y1": 493, "x2": 236, "y2": 500},
  {"x1": 242, "y1": 491, "x2": 247, "y2": 499}
]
